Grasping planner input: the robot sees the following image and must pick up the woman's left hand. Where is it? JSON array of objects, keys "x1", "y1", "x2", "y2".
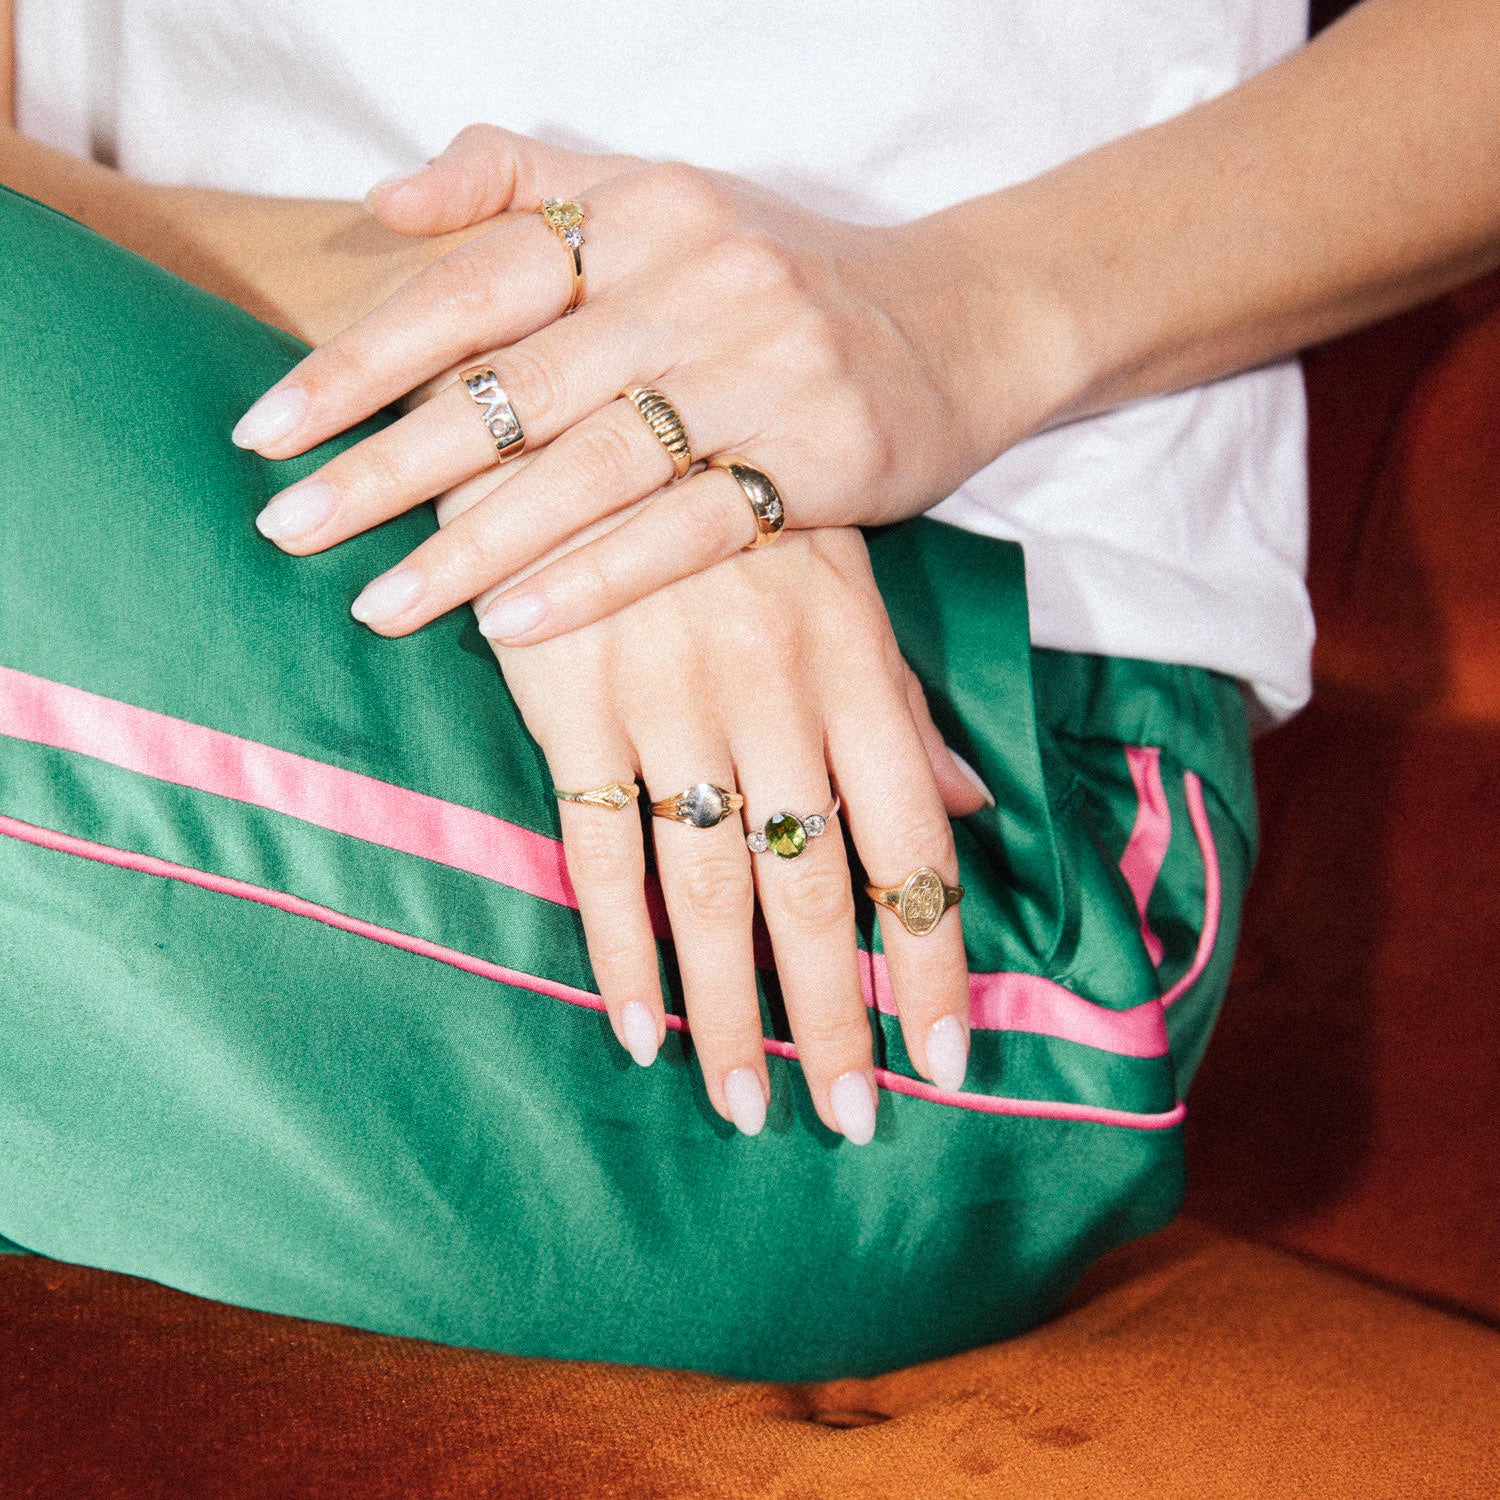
[{"x1": 234, "y1": 124, "x2": 1062, "y2": 643}]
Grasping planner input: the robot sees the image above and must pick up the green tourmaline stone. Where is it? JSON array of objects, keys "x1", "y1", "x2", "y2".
[{"x1": 765, "y1": 814, "x2": 807, "y2": 859}]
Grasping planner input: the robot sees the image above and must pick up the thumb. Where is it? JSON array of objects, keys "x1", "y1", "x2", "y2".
[{"x1": 903, "y1": 665, "x2": 996, "y2": 818}]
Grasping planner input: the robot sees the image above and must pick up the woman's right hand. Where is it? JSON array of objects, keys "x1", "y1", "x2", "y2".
[{"x1": 479, "y1": 513, "x2": 989, "y2": 1140}]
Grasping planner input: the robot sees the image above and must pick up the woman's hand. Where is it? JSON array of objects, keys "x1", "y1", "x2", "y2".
[
  {"x1": 235, "y1": 124, "x2": 1068, "y2": 644},
  {"x1": 471, "y1": 503, "x2": 988, "y2": 1140}
]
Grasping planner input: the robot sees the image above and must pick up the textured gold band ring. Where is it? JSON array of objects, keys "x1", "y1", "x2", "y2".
[
  {"x1": 650, "y1": 782, "x2": 745, "y2": 830},
  {"x1": 537, "y1": 197, "x2": 586, "y2": 314},
  {"x1": 626, "y1": 386, "x2": 693, "y2": 479},
  {"x1": 708, "y1": 455, "x2": 785, "y2": 550},
  {"x1": 866, "y1": 867, "x2": 965, "y2": 937},
  {"x1": 460, "y1": 366, "x2": 526, "y2": 462},
  {"x1": 553, "y1": 782, "x2": 640, "y2": 812}
]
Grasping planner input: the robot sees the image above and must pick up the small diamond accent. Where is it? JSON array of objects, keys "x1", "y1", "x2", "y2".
[
  {"x1": 804, "y1": 815, "x2": 826, "y2": 837},
  {"x1": 562, "y1": 227, "x2": 583, "y2": 248},
  {"x1": 747, "y1": 832, "x2": 769, "y2": 853}
]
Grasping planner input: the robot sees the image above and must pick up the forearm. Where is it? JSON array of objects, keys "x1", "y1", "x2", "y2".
[{"x1": 937, "y1": 0, "x2": 1500, "y2": 447}]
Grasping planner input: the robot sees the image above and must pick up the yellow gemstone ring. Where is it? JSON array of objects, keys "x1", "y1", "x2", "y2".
[
  {"x1": 746, "y1": 797, "x2": 840, "y2": 858},
  {"x1": 538, "y1": 197, "x2": 586, "y2": 314}
]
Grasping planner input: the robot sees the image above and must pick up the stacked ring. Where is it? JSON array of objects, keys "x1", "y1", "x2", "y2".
[
  {"x1": 651, "y1": 782, "x2": 745, "y2": 829},
  {"x1": 746, "y1": 797, "x2": 840, "y2": 858},
  {"x1": 537, "y1": 197, "x2": 587, "y2": 314},
  {"x1": 626, "y1": 386, "x2": 693, "y2": 478},
  {"x1": 866, "y1": 867, "x2": 965, "y2": 937},
  {"x1": 461, "y1": 366, "x2": 526, "y2": 462},
  {"x1": 708, "y1": 455, "x2": 785, "y2": 550},
  {"x1": 553, "y1": 782, "x2": 640, "y2": 811}
]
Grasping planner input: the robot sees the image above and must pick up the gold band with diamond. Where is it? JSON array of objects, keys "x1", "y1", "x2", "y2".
[
  {"x1": 460, "y1": 366, "x2": 526, "y2": 462},
  {"x1": 746, "y1": 797, "x2": 840, "y2": 858},
  {"x1": 650, "y1": 782, "x2": 745, "y2": 830},
  {"x1": 537, "y1": 197, "x2": 586, "y2": 313},
  {"x1": 553, "y1": 782, "x2": 640, "y2": 812},
  {"x1": 708, "y1": 456, "x2": 785, "y2": 550},
  {"x1": 865, "y1": 867, "x2": 965, "y2": 937},
  {"x1": 626, "y1": 386, "x2": 694, "y2": 479}
]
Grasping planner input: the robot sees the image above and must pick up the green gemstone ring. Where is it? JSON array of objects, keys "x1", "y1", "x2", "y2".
[{"x1": 745, "y1": 797, "x2": 840, "y2": 859}]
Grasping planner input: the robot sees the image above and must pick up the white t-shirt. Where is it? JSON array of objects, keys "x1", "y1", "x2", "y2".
[{"x1": 16, "y1": 0, "x2": 1315, "y2": 722}]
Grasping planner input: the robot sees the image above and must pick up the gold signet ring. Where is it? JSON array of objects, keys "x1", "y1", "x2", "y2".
[
  {"x1": 460, "y1": 366, "x2": 526, "y2": 462},
  {"x1": 553, "y1": 782, "x2": 640, "y2": 812},
  {"x1": 865, "y1": 867, "x2": 964, "y2": 937},
  {"x1": 650, "y1": 782, "x2": 745, "y2": 829},
  {"x1": 626, "y1": 387, "x2": 693, "y2": 479},
  {"x1": 708, "y1": 455, "x2": 785, "y2": 549},
  {"x1": 537, "y1": 197, "x2": 586, "y2": 313}
]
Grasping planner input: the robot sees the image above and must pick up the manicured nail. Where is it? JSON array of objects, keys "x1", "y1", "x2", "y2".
[
  {"x1": 255, "y1": 480, "x2": 336, "y2": 543},
  {"x1": 723, "y1": 1067, "x2": 768, "y2": 1138},
  {"x1": 231, "y1": 385, "x2": 308, "y2": 451},
  {"x1": 350, "y1": 567, "x2": 425, "y2": 625},
  {"x1": 478, "y1": 592, "x2": 547, "y2": 641},
  {"x1": 829, "y1": 1071, "x2": 877, "y2": 1145},
  {"x1": 924, "y1": 1014, "x2": 969, "y2": 1092},
  {"x1": 621, "y1": 1001, "x2": 659, "y2": 1068},
  {"x1": 949, "y1": 750, "x2": 996, "y2": 809},
  {"x1": 362, "y1": 171, "x2": 421, "y2": 212}
]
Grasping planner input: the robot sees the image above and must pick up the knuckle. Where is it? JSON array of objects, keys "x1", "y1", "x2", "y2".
[
  {"x1": 827, "y1": 390, "x2": 891, "y2": 485},
  {"x1": 503, "y1": 343, "x2": 568, "y2": 432},
  {"x1": 706, "y1": 231, "x2": 796, "y2": 301},
  {"x1": 671, "y1": 853, "x2": 754, "y2": 928},
  {"x1": 566, "y1": 416, "x2": 645, "y2": 494},
  {"x1": 350, "y1": 433, "x2": 412, "y2": 499},
  {"x1": 676, "y1": 486, "x2": 740, "y2": 560},
  {"x1": 437, "y1": 514, "x2": 502, "y2": 590},
  {"x1": 641, "y1": 160, "x2": 722, "y2": 225},
  {"x1": 718, "y1": 600, "x2": 801, "y2": 662},
  {"x1": 564, "y1": 815, "x2": 641, "y2": 889},
  {"x1": 789, "y1": 1006, "x2": 872, "y2": 1055},
  {"x1": 428, "y1": 246, "x2": 498, "y2": 319},
  {"x1": 765, "y1": 855, "x2": 856, "y2": 932},
  {"x1": 880, "y1": 805, "x2": 958, "y2": 870}
]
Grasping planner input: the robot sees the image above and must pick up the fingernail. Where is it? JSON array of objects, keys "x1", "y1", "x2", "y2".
[
  {"x1": 723, "y1": 1067, "x2": 768, "y2": 1138},
  {"x1": 620, "y1": 1001, "x2": 660, "y2": 1068},
  {"x1": 829, "y1": 1071, "x2": 877, "y2": 1145},
  {"x1": 949, "y1": 749, "x2": 996, "y2": 809},
  {"x1": 924, "y1": 1014, "x2": 969, "y2": 1092},
  {"x1": 231, "y1": 385, "x2": 308, "y2": 451},
  {"x1": 255, "y1": 480, "x2": 337, "y2": 543},
  {"x1": 350, "y1": 567, "x2": 425, "y2": 625},
  {"x1": 478, "y1": 592, "x2": 547, "y2": 641},
  {"x1": 362, "y1": 170, "x2": 421, "y2": 212}
]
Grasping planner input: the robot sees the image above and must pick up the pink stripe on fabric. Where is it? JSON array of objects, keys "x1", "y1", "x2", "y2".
[
  {"x1": 0, "y1": 813, "x2": 1182, "y2": 1131},
  {"x1": 1159, "y1": 771, "x2": 1221, "y2": 1009},
  {"x1": 1120, "y1": 746, "x2": 1170, "y2": 965},
  {"x1": 859, "y1": 949, "x2": 1169, "y2": 1059},
  {"x1": 0, "y1": 663, "x2": 579, "y2": 912}
]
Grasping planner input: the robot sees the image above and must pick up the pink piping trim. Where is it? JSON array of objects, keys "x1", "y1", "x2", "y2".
[
  {"x1": 1120, "y1": 746, "x2": 1170, "y2": 965},
  {"x1": 1159, "y1": 771, "x2": 1221, "y2": 1009},
  {"x1": 0, "y1": 813, "x2": 1183, "y2": 1131},
  {"x1": 0, "y1": 666, "x2": 1172, "y2": 1056}
]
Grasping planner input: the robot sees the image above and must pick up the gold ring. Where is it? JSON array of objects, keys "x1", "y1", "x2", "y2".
[
  {"x1": 708, "y1": 455, "x2": 785, "y2": 550},
  {"x1": 746, "y1": 797, "x2": 840, "y2": 858},
  {"x1": 650, "y1": 782, "x2": 745, "y2": 829},
  {"x1": 553, "y1": 782, "x2": 639, "y2": 812},
  {"x1": 460, "y1": 366, "x2": 526, "y2": 462},
  {"x1": 626, "y1": 386, "x2": 693, "y2": 479},
  {"x1": 866, "y1": 867, "x2": 964, "y2": 937},
  {"x1": 538, "y1": 197, "x2": 586, "y2": 314}
]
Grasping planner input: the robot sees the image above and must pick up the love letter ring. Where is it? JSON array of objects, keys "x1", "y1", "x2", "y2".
[
  {"x1": 708, "y1": 456, "x2": 785, "y2": 550},
  {"x1": 746, "y1": 798, "x2": 840, "y2": 858},
  {"x1": 461, "y1": 366, "x2": 526, "y2": 462},
  {"x1": 538, "y1": 198, "x2": 586, "y2": 313},
  {"x1": 651, "y1": 782, "x2": 745, "y2": 829},
  {"x1": 626, "y1": 386, "x2": 693, "y2": 479},
  {"x1": 554, "y1": 782, "x2": 640, "y2": 812},
  {"x1": 866, "y1": 867, "x2": 965, "y2": 937}
]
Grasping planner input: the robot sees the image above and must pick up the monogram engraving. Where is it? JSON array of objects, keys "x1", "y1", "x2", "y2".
[{"x1": 898, "y1": 868, "x2": 947, "y2": 936}]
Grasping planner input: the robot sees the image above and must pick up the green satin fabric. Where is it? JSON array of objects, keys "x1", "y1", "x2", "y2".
[{"x1": 0, "y1": 185, "x2": 1254, "y2": 1380}]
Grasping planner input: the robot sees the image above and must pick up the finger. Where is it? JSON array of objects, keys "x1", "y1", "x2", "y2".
[
  {"x1": 254, "y1": 300, "x2": 672, "y2": 557},
  {"x1": 641, "y1": 742, "x2": 769, "y2": 1137},
  {"x1": 826, "y1": 656, "x2": 972, "y2": 1093},
  {"x1": 368, "y1": 123, "x2": 636, "y2": 238},
  {"x1": 902, "y1": 665, "x2": 996, "y2": 818},
  {"x1": 475, "y1": 461, "x2": 778, "y2": 645}
]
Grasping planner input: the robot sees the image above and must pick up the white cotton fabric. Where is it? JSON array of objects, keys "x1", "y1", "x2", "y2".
[{"x1": 15, "y1": 0, "x2": 1315, "y2": 721}]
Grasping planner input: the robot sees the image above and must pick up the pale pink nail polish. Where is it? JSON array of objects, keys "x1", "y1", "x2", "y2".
[
  {"x1": 621, "y1": 1001, "x2": 660, "y2": 1068},
  {"x1": 925, "y1": 1015, "x2": 969, "y2": 1092},
  {"x1": 231, "y1": 385, "x2": 308, "y2": 450},
  {"x1": 949, "y1": 750, "x2": 996, "y2": 809},
  {"x1": 255, "y1": 480, "x2": 337, "y2": 543},
  {"x1": 478, "y1": 592, "x2": 547, "y2": 641},
  {"x1": 723, "y1": 1067, "x2": 768, "y2": 1137},
  {"x1": 350, "y1": 567, "x2": 425, "y2": 625},
  {"x1": 829, "y1": 1071, "x2": 877, "y2": 1145},
  {"x1": 362, "y1": 170, "x2": 422, "y2": 212}
]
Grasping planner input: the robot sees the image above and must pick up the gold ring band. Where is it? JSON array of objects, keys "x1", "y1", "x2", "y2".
[
  {"x1": 626, "y1": 386, "x2": 693, "y2": 479},
  {"x1": 866, "y1": 867, "x2": 964, "y2": 937},
  {"x1": 708, "y1": 455, "x2": 785, "y2": 550},
  {"x1": 746, "y1": 797, "x2": 839, "y2": 858},
  {"x1": 553, "y1": 782, "x2": 640, "y2": 812},
  {"x1": 460, "y1": 366, "x2": 526, "y2": 462},
  {"x1": 538, "y1": 198, "x2": 586, "y2": 314},
  {"x1": 650, "y1": 782, "x2": 745, "y2": 829}
]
